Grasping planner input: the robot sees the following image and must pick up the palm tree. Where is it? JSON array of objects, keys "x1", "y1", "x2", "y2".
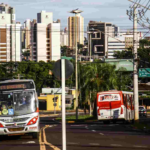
[{"x1": 80, "y1": 60, "x2": 117, "y2": 116}]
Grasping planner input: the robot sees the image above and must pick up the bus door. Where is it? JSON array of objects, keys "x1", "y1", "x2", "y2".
[
  {"x1": 110, "y1": 94, "x2": 121, "y2": 119},
  {"x1": 98, "y1": 95, "x2": 111, "y2": 119}
]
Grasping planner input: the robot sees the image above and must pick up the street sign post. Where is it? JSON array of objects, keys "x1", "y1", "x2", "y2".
[
  {"x1": 53, "y1": 59, "x2": 74, "y2": 150},
  {"x1": 139, "y1": 68, "x2": 150, "y2": 77}
]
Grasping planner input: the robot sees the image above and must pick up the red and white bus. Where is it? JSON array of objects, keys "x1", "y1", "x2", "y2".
[{"x1": 97, "y1": 91, "x2": 134, "y2": 123}]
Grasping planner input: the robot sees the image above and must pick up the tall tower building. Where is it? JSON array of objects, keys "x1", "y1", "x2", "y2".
[
  {"x1": 68, "y1": 14, "x2": 84, "y2": 49},
  {"x1": 0, "y1": 3, "x2": 22, "y2": 62}
]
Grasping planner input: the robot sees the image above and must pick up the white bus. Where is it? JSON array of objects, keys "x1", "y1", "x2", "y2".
[
  {"x1": 97, "y1": 91, "x2": 134, "y2": 123},
  {"x1": 0, "y1": 79, "x2": 39, "y2": 138}
]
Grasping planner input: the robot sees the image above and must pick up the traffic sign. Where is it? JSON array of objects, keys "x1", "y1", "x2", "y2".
[
  {"x1": 53, "y1": 59, "x2": 74, "y2": 80},
  {"x1": 139, "y1": 68, "x2": 150, "y2": 77}
]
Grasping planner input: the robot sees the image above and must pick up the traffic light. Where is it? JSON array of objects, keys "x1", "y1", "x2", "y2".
[{"x1": 53, "y1": 97, "x2": 58, "y2": 102}]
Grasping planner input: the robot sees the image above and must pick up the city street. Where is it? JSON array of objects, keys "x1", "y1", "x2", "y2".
[{"x1": 0, "y1": 117, "x2": 150, "y2": 150}]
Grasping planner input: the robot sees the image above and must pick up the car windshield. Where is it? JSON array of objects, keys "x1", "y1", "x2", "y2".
[
  {"x1": 0, "y1": 90, "x2": 36, "y2": 116},
  {"x1": 139, "y1": 107, "x2": 145, "y2": 110}
]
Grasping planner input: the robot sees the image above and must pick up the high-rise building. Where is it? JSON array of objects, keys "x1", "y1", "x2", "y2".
[
  {"x1": 60, "y1": 28, "x2": 68, "y2": 46},
  {"x1": 23, "y1": 11, "x2": 61, "y2": 62},
  {"x1": 0, "y1": 3, "x2": 22, "y2": 62},
  {"x1": 87, "y1": 21, "x2": 118, "y2": 58},
  {"x1": 68, "y1": 14, "x2": 84, "y2": 50}
]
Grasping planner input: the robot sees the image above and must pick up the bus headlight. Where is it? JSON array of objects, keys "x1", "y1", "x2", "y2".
[{"x1": 27, "y1": 116, "x2": 38, "y2": 125}]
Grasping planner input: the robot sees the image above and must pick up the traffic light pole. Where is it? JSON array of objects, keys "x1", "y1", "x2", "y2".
[{"x1": 54, "y1": 94, "x2": 56, "y2": 114}]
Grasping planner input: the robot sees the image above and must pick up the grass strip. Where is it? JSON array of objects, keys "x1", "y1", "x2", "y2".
[
  {"x1": 131, "y1": 122, "x2": 150, "y2": 130},
  {"x1": 56, "y1": 115, "x2": 97, "y2": 122}
]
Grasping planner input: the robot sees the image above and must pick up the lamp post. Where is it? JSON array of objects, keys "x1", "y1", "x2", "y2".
[{"x1": 69, "y1": 9, "x2": 83, "y2": 119}]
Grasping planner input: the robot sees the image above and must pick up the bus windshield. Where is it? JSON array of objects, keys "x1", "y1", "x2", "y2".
[{"x1": 0, "y1": 90, "x2": 36, "y2": 116}]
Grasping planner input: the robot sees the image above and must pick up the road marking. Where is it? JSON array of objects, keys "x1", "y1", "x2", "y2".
[
  {"x1": 39, "y1": 127, "x2": 46, "y2": 150},
  {"x1": 133, "y1": 145, "x2": 148, "y2": 148},
  {"x1": 68, "y1": 142, "x2": 79, "y2": 145},
  {"x1": 99, "y1": 133, "x2": 104, "y2": 135},
  {"x1": 111, "y1": 144, "x2": 122, "y2": 147},
  {"x1": 89, "y1": 143, "x2": 100, "y2": 146},
  {"x1": 22, "y1": 141, "x2": 36, "y2": 144},
  {"x1": 92, "y1": 130, "x2": 96, "y2": 132},
  {"x1": 43, "y1": 125, "x2": 60, "y2": 150}
]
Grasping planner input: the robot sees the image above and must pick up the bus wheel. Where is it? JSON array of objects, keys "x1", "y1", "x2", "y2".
[
  {"x1": 103, "y1": 121, "x2": 110, "y2": 124},
  {"x1": 32, "y1": 132, "x2": 39, "y2": 139}
]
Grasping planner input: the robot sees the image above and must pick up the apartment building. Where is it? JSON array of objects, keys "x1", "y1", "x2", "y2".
[
  {"x1": 23, "y1": 11, "x2": 60, "y2": 62},
  {"x1": 0, "y1": 3, "x2": 22, "y2": 62},
  {"x1": 87, "y1": 21, "x2": 118, "y2": 58},
  {"x1": 68, "y1": 14, "x2": 84, "y2": 50}
]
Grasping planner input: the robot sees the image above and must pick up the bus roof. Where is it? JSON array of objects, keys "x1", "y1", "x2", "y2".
[
  {"x1": 0, "y1": 79, "x2": 34, "y2": 84},
  {"x1": 97, "y1": 91, "x2": 133, "y2": 95}
]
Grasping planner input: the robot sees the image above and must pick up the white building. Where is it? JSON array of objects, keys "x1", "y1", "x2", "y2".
[
  {"x1": 25, "y1": 11, "x2": 61, "y2": 62},
  {"x1": 60, "y1": 28, "x2": 68, "y2": 46},
  {"x1": 0, "y1": 3, "x2": 22, "y2": 62},
  {"x1": 108, "y1": 32, "x2": 142, "y2": 59}
]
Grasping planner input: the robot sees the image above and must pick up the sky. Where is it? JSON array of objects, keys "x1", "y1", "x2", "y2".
[{"x1": 1, "y1": 0, "x2": 150, "y2": 35}]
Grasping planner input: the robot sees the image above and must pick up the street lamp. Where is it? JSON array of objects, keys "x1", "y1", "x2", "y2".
[{"x1": 69, "y1": 9, "x2": 83, "y2": 119}]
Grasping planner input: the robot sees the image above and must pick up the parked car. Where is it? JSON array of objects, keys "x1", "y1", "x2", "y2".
[{"x1": 139, "y1": 106, "x2": 147, "y2": 117}]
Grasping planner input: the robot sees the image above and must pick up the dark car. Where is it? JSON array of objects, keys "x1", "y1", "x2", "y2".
[{"x1": 139, "y1": 106, "x2": 147, "y2": 117}]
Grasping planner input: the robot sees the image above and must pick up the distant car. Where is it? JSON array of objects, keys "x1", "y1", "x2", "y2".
[{"x1": 139, "y1": 106, "x2": 147, "y2": 117}]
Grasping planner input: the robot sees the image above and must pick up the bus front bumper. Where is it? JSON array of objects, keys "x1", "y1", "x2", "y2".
[{"x1": 0, "y1": 124, "x2": 39, "y2": 135}]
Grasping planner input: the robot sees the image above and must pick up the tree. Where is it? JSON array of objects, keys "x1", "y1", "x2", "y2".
[
  {"x1": 113, "y1": 48, "x2": 133, "y2": 59},
  {"x1": 16, "y1": 61, "x2": 54, "y2": 95},
  {"x1": 77, "y1": 43, "x2": 84, "y2": 54},
  {"x1": 61, "y1": 46, "x2": 68, "y2": 56},
  {"x1": 80, "y1": 60, "x2": 118, "y2": 116}
]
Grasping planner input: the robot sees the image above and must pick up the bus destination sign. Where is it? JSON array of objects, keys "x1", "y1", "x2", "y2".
[{"x1": 0, "y1": 84, "x2": 26, "y2": 90}]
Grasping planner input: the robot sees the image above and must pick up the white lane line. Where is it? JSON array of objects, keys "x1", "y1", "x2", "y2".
[
  {"x1": 68, "y1": 142, "x2": 79, "y2": 145},
  {"x1": 99, "y1": 133, "x2": 104, "y2": 136},
  {"x1": 89, "y1": 143, "x2": 100, "y2": 146},
  {"x1": 92, "y1": 130, "x2": 96, "y2": 132},
  {"x1": 111, "y1": 144, "x2": 122, "y2": 147},
  {"x1": 22, "y1": 141, "x2": 36, "y2": 144},
  {"x1": 133, "y1": 145, "x2": 148, "y2": 148}
]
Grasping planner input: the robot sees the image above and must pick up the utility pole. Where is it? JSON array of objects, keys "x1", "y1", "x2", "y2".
[
  {"x1": 69, "y1": 9, "x2": 83, "y2": 119},
  {"x1": 133, "y1": 5, "x2": 139, "y2": 121}
]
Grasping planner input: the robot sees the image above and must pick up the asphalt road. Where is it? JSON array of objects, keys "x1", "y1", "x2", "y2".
[{"x1": 1, "y1": 117, "x2": 150, "y2": 150}]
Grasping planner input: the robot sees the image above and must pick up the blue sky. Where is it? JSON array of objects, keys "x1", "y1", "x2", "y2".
[{"x1": 1, "y1": 0, "x2": 150, "y2": 34}]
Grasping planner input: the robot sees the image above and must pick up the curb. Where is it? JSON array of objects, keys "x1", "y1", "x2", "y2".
[{"x1": 40, "y1": 114, "x2": 59, "y2": 117}]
